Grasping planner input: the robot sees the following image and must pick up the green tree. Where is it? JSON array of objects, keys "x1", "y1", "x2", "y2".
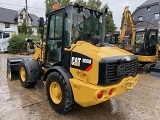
[
  {"x1": 21, "y1": 19, "x2": 27, "y2": 34},
  {"x1": 75, "y1": 0, "x2": 116, "y2": 33},
  {"x1": 8, "y1": 34, "x2": 27, "y2": 54},
  {"x1": 86, "y1": 0, "x2": 102, "y2": 11},
  {"x1": 20, "y1": 19, "x2": 33, "y2": 35},
  {"x1": 28, "y1": 27, "x2": 34, "y2": 36},
  {"x1": 101, "y1": 3, "x2": 117, "y2": 33},
  {"x1": 45, "y1": 0, "x2": 70, "y2": 13},
  {"x1": 76, "y1": 0, "x2": 86, "y2": 6}
]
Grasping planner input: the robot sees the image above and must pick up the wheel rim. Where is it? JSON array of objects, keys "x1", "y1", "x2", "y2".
[
  {"x1": 50, "y1": 82, "x2": 62, "y2": 104},
  {"x1": 20, "y1": 67, "x2": 26, "y2": 82}
]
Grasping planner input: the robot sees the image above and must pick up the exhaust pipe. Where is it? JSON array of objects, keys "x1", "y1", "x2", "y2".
[{"x1": 101, "y1": 8, "x2": 108, "y2": 46}]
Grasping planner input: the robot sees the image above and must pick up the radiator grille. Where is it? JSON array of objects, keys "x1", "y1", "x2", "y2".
[{"x1": 106, "y1": 61, "x2": 138, "y2": 84}]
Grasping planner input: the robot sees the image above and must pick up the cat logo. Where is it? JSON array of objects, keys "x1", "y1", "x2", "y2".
[{"x1": 71, "y1": 57, "x2": 81, "y2": 66}]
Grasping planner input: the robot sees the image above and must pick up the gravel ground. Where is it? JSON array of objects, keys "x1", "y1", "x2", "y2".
[{"x1": 0, "y1": 53, "x2": 160, "y2": 120}]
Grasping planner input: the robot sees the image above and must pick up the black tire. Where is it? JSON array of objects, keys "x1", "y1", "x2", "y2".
[
  {"x1": 46, "y1": 71, "x2": 75, "y2": 114},
  {"x1": 19, "y1": 61, "x2": 37, "y2": 88}
]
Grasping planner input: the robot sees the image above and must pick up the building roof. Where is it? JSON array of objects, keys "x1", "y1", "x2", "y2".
[
  {"x1": 0, "y1": 7, "x2": 17, "y2": 24},
  {"x1": 132, "y1": 0, "x2": 159, "y2": 16},
  {"x1": 139, "y1": 0, "x2": 159, "y2": 7},
  {"x1": 0, "y1": 7, "x2": 39, "y2": 26},
  {"x1": 30, "y1": 14, "x2": 39, "y2": 27}
]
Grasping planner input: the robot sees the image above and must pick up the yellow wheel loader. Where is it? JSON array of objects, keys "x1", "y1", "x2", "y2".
[{"x1": 7, "y1": 3, "x2": 138, "y2": 114}]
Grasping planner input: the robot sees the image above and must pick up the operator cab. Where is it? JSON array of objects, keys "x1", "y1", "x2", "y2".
[
  {"x1": 45, "y1": 3, "x2": 103, "y2": 66},
  {"x1": 134, "y1": 28, "x2": 158, "y2": 56},
  {"x1": 105, "y1": 33, "x2": 119, "y2": 44}
]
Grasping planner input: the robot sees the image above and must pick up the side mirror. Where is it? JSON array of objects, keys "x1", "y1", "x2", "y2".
[
  {"x1": 39, "y1": 17, "x2": 44, "y2": 28},
  {"x1": 39, "y1": 17, "x2": 44, "y2": 35}
]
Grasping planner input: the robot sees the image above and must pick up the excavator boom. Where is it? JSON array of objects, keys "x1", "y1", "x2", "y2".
[{"x1": 119, "y1": 6, "x2": 135, "y2": 46}]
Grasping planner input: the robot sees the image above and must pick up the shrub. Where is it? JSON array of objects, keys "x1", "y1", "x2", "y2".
[
  {"x1": 8, "y1": 34, "x2": 27, "y2": 54},
  {"x1": 30, "y1": 34, "x2": 41, "y2": 41}
]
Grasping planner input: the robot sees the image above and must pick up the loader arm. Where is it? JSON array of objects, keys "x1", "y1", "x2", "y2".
[
  {"x1": 32, "y1": 40, "x2": 45, "y2": 63},
  {"x1": 119, "y1": 6, "x2": 136, "y2": 46},
  {"x1": 158, "y1": 44, "x2": 160, "y2": 51}
]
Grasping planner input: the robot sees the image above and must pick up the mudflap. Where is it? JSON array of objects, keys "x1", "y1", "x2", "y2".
[
  {"x1": 150, "y1": 62, "x2": 160, "y2": 78},
  {"x1": 7, "y1": 57, "x2": 31, "y2": 80}
]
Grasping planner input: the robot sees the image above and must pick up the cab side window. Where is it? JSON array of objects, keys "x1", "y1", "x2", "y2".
[
  {"x1": 49, "y1": 12, "x2": 63, "y2": 38},
  {"x1": 46, "y1": 11, "x2": 63, "y2": 66}
]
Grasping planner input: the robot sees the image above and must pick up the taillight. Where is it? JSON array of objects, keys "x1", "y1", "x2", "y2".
[
  {"x1": 97, "y1": 91, "x2": 103, "y2": 99},
  {"x1": 109, "y1": 89, "x2": 113, "y2": 95}
]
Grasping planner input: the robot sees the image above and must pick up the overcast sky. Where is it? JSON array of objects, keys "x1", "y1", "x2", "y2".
[{"x1": 0, "y1": 0, "x2": 146, "y2": 29}]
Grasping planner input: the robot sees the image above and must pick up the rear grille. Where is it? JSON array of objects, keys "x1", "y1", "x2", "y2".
[{"x1": 106, "y1": 61, "x2": 138, "y2": 84}]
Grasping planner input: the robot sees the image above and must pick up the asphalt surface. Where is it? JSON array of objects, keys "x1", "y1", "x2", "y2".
[{"x1": 0, "y1": 53, "x2": 160, "y2": 120}]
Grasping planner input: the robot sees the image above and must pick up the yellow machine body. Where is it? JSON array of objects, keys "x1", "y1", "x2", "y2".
[{"x1": 66, "y1": 41, "x2": 138, "y2": 107}]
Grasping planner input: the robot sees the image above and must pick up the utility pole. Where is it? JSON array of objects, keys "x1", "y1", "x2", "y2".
[
  {"x1": 25, "y1": 0, "x2": 29, "y2": 28},
  {"x1": 159, "y1": 0, "x2": 160, "y2": 28}
]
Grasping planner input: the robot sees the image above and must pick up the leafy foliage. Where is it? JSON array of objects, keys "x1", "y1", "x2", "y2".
[
  {"x1": 21, "y1": 19, "x2": 27, "y2": 34},
  {"x1": 86, "y1": 0, "x2": 102, "y2": 11},
  {"x1": 30, "y1": 35, "x2": 41, "y2": 41},
  {"x1": 8, "y1": 34, "x2": 27, "y2": 54},
  {"x1": 8, "y1": 34, "x2": 41, "y2": 54},
  {"x1": 20, "y1": 19, "x2": 33, "y2": 36},
  {"x1": 45, "y1": 0, "x2": 70, "y2": 13}
]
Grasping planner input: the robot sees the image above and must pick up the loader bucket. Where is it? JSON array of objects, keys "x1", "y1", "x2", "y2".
[
  {"x1": 150, "y1": 62, "x2": 160, "y2": 77},
  {"x1": 7, "y1": 57, "x2": 24, "y2": 80}
]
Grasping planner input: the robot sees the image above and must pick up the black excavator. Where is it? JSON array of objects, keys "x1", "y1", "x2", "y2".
[{"x1": 105, "y1": 6, "x2": 160, "y2": 77}]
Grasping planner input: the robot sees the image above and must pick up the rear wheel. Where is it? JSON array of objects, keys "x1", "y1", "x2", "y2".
[
  {"x1": 46, "y1": 71, "x2": 75, "y2": 114},
  {"x1": 19, "y1": 61, "x2": 37, "y2": 88}
]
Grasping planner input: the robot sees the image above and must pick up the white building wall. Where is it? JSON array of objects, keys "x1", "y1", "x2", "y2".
[
  {"x1": 0, "y1": 22, "x2": 5, "y2": 30},
  {"x1": 0, "y1": 9, "x2": 38, "y2": 36},
  {"x1": 17, "y1": 9, "x2": 32, "y2": 26},
  {"x1": 0, "y1": 22, "x2": 18, "y2": 34},
  {"x1": 10, "y1": 24, "x2": 18, "y2": 34},
  {"x1": 32, "y1": 27, "x2": 37, "y2": 36}
]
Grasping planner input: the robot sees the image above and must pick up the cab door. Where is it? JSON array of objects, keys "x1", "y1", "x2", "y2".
[{"x1": 45, "y1": 10, "x2": 64, "y2": 66}]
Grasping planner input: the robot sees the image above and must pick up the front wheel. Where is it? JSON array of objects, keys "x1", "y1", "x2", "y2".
[{"x1": 46, "y1": 71, "x2": 75, "y2": 114}]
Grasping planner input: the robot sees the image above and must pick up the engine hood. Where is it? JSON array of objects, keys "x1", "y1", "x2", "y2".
[
  {"x1": 72, "y1": 41, "x2": 136, "y2": 63},
  {"x1": 85, "y1": 42, "x2": 133, "y2": 58}
]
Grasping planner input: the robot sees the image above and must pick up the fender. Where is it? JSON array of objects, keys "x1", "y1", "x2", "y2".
[
  {"x1": 43, "y1": 66, "x2": 72, "y2": 82},
  {"x1": 43, "y1": 66, "x2": 74, "y2": 105}
]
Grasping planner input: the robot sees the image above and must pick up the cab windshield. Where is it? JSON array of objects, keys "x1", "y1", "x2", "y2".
[
  {"x1": 65, "y1": 5, "x2": 102, "y2": 46},
  {"x1": 135, "y1": 30, "x2": 157, "y2": 55},
  {"x1": 135, "y1": 32, "x2": 145, "y2": 44}
]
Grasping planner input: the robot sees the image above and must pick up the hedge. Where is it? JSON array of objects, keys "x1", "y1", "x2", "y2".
[
  {"x1": 8, "y1": 34, "x2": 27, "y2": 54},
  {"x1": 8, "y1": 34, "x2": 41, "y2": 54}
]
